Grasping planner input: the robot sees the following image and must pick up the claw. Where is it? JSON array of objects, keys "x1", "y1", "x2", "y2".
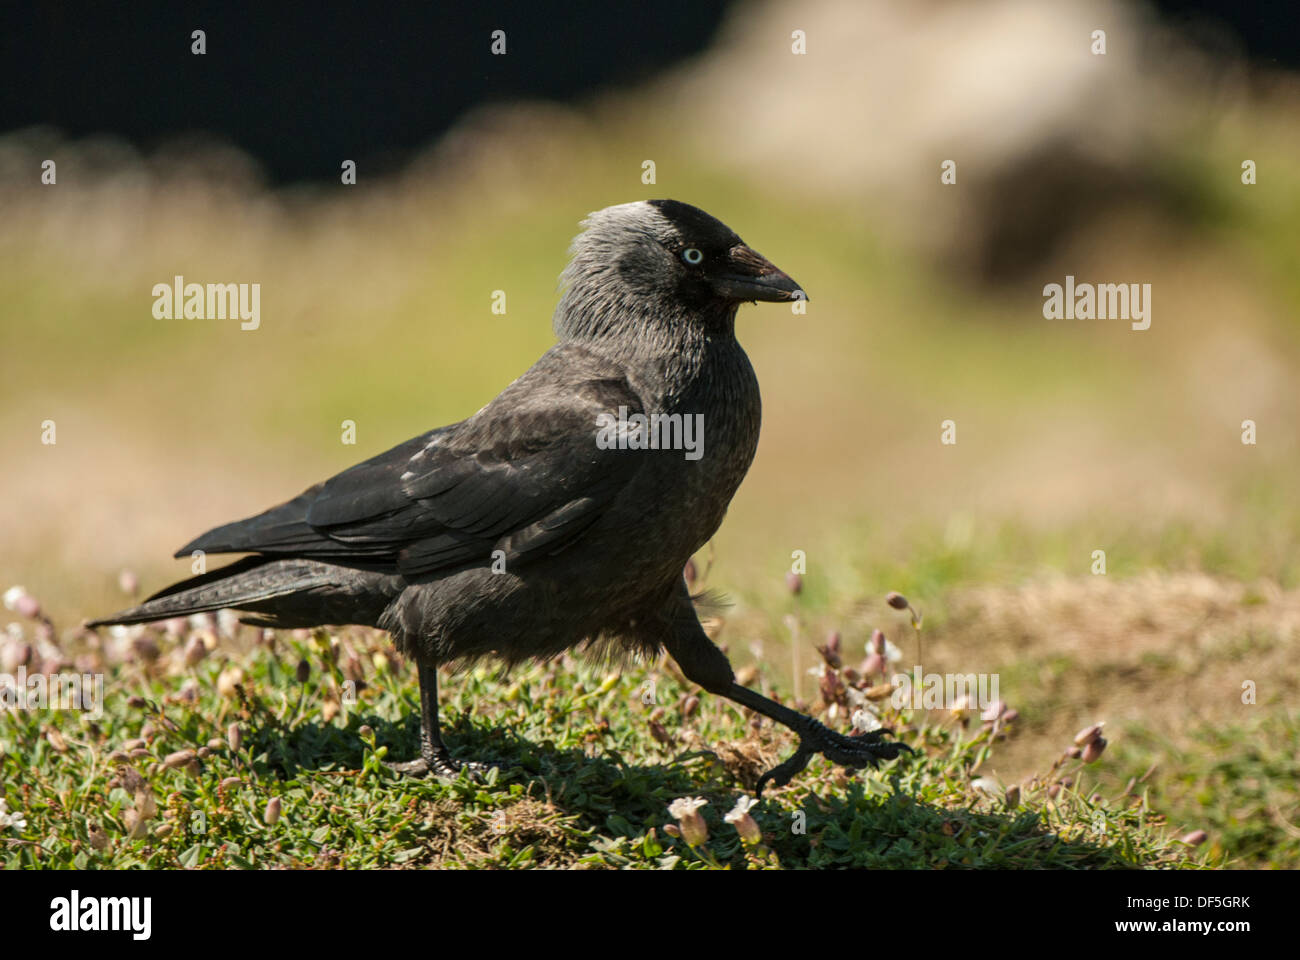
[
  {"x1": 384, "y1": 752, "x2": 499, "y2": 782},
  {"x1": 754, "y1": 722, "x2": 914, "y2": 799}
]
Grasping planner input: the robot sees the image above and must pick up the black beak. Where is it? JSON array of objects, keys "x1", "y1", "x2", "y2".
[{"x1": 710, "y1": 244, "x2": 807, "y2": 303}]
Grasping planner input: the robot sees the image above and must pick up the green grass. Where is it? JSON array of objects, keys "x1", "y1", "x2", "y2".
[
  {"x1": 1, "y1": 617, "x2": 1215, "y2": 869},
  {"x1": 1107, "y1": 713, "x2": 1300, "y2": 870}
]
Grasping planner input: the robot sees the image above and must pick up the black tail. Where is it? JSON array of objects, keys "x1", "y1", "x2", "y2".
[{"x1": 87, "y1": 556, "x2": 338, "y2": 627}]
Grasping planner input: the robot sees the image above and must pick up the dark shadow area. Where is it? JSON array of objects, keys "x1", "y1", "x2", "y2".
[{"x1": 245, "y1": 706, "x2": 1147, "y2": 869}]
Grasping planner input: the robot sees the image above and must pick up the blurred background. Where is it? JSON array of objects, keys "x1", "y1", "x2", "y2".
[{"x1": 2, "y1": 1, "x2": 1298, "y2": 861}]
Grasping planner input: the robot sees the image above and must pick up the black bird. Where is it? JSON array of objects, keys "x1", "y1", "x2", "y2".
[{"x1": 91, "y1": 200, "x2": 910, "y2": 795}]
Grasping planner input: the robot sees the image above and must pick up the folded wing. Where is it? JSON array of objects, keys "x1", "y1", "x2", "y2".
[{"x1": 178, "y1": 350, "x2": 645, "y2": 577}]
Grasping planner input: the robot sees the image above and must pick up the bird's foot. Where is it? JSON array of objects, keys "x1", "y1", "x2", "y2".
[
  {"x1": 755, "y1": 722, "x2": 914, "y2": 798},
  {"x1": 385, "y1": 750, "x2": 498, "y2": 781}
]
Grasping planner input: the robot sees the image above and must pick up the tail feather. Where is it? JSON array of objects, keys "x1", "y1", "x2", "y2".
[{"x1": 87, "y1": 556, "x2": 337, "y2": 627}]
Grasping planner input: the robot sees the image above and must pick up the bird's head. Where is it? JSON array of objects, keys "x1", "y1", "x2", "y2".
[{"x1": 555, "y1": 200, "x2": 806, "y2": 345}]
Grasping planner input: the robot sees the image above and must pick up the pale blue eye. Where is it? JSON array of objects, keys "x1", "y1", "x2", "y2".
[{"x1": 681, "y1": 247, "x2": 704, "y2": 265}]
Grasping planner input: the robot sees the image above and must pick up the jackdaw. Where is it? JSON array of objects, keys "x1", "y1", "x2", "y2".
[{"x1": 91, "y1": 199, "x2": 911, "y2": 795}]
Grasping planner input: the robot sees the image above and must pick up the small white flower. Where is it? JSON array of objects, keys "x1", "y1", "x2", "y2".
[
  {"x1": 217, "y1": 609, "x2": 241, "y2": 637},
  {"x1": 2, "y1": 587, "x2": 27, "y2": 612},
  {"x1": 0, "y1": 798, "x2": 26, "y2": 832},
  {"x1": 883, "y1": 637, "x2": 904, "y2": 663},
  {"x1": 667, "y1": 796, "x2": 708, "y2": 819},
  {"x1": 723, "y1": 795, "x2": 763, "y2": 845},
  {"x1": 667, "y1": 796, "x2": 709, "y2": 846},
  {"x1": 723, "y1": 796, "x2": 758, "y2": 824},
  {"x1": 852, "y1": 708, "x2": 882, "y2": 732}
]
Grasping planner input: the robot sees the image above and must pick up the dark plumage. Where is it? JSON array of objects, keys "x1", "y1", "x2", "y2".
[{"x1": 91, "y1": 200, "x2": 910, "y2": 792}]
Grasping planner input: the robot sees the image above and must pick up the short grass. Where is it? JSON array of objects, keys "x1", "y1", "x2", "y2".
[{"x1": 2, "y1": 608, "x2": 1217, "y2": 869}]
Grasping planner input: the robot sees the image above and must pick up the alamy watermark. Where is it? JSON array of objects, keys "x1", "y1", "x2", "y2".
[
  {"x1": 889, "y1": 667, "x2": 999, "y2": 711},
  {"x1": 152, "y1": 275, "x2": 260, "y2": 330},
  {"x1": 595, "y1": 406, "x2": 704, "y2": 461},
  {"x1": 1043, "y1": 275, "x2": 1151, "y2": 330},
  {"x1": 1, "y1": 667, "x2": 103, "y2": 718}
]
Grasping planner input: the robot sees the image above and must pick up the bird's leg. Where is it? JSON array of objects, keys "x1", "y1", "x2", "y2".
[
  {"x1": 385, "y1": 662, "x2": 494, "y2": 780},
  {"x1": 723, "y1": 681, "x2": 912, "y2": 797},
  {"x1": 665, "y1": 586, "x2": 912, "y2": 797}
]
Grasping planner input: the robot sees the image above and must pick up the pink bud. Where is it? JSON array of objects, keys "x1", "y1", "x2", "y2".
[
  {"x1": 785, "y1": 572, "x2": 803, "y2": 595},
  {"x1": 1081, "y1": 736, "x2": 1107, "y2": 763},
  {"x1": 885, "y1": 592, "x2": 909, "y2": 610},
  {"x1": 183, "y1": 636, "x2": 206, "y2": 666},
  {"x1": 1074, "y1": 722, "x2": 1105, "y2": 746},
  {"x1": 981, "y1": 700, "x2": 1006, "y2": 722},
  {"x1": 14, "y1": 594, "x2": 40, "y2": 619}
]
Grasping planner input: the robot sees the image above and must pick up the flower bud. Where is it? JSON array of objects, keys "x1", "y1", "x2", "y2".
[
  {"x1": 264, "y1": 796, "x2": 281, "y2": 825},
  {"x1": 785, "y1": 572, "x2": 803, "y2": 595},
  {"x1": 1180, "y1": 830, "x2": 1208, "y2": 847},
  {"x1": 296, "y1": 659, "x2": 310, "y2": 683},
  {"x1": 216, "y1": 666, "x2": 244, "y2": 699},
  {"x1": 950, "y1": 694, "x2": 974, "y2": 722},
  {"x1": 131, "y1": 634, "x2": 160, "y2": 664},
  {"x1": 1074, "y1": 722, "x2": 1105, "y2": 746},
  {"x1": 227, "y1": 723, "x2": 242, "y2": 752},
  {"x1": 885, "y1": 591, "x2": 909, "y2": 610},
  {"x1": 1, "y1": 640, "x2": 30, "y2": 673},
  {"x1": 134, "y1": 789, "x2": 157, "y2": 820},
  {"x1": 183, "y1": 636, "x2": 206, "y2": 667},
  {"x1": 118, "y1": 569, "x2": 139, "y2": 595},
  {"x1": 1081, "y1": 736, "x2": 1107, "y2": 763},
  {"x1": 88, "y1": 823, "x2": 109, "y2": 851},
  {"x1": 162, "y1": 748, "x2": 196, "y2": 770}
]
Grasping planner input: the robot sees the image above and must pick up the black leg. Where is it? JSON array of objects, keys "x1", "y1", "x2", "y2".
[
  {"x1": 663, "y1": 580, "x2": 912, "y2": 797},
  {"x1": 385, "y1": 662, "x2": 495, "y2": 780},
  {"x1": 723, "y1": 681, "x2": 911, "y2": 797}
]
